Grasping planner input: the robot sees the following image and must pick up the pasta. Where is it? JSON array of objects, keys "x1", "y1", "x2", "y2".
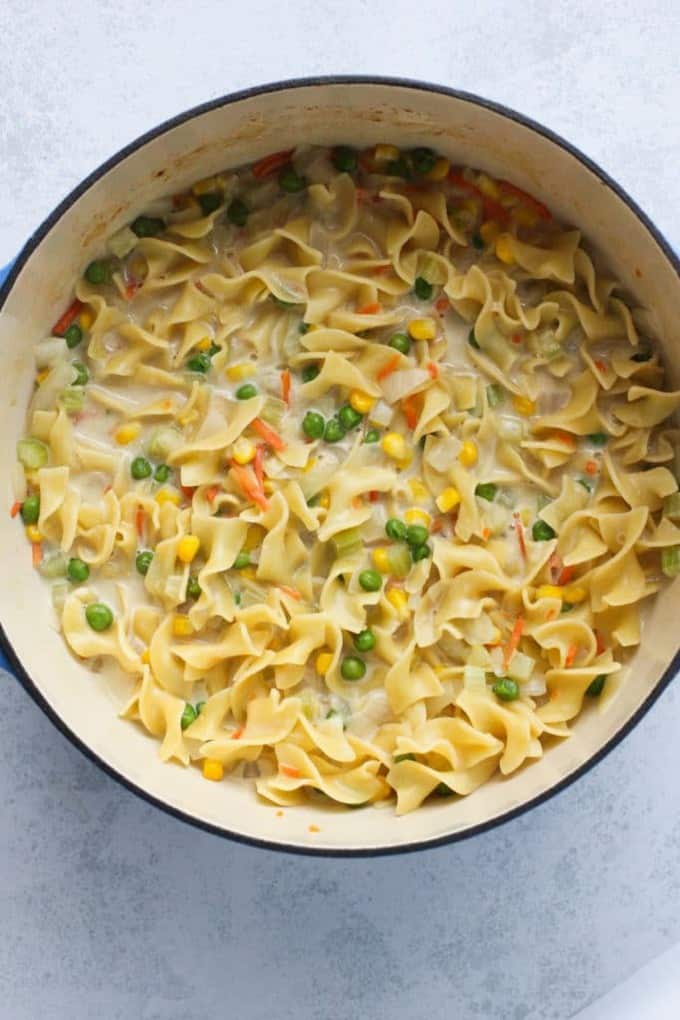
[{"x1": 14, "y1": 142, "x2": 680, "y2": 815}]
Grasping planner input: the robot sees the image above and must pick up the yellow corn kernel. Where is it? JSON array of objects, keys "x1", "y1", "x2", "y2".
[
  {"x1": 382, "y1": 432, "x2": 408, "y2": 461},
  {"x1": 495, "y1": 235, "x2": 515, "y2": 264},
  {"x1": 436, "y1": 487, "x2": 461, "y2": 513},
  {"x1": 386, "y1": 587, "x2": 408, "y2": 616},
  {"x1": 115, "y1": 422, "x2": 141, "y2": 445},
  {"x1": 476, "y1": 173, "x2": 500, "y2": 199},
  {"x1": 479, "y1": 220, "x2": 500, "y2": 245},
  {"x1": 512, "y1": 395, "x2": 536, "y2": 416},
  {"x1": 202, "y1": 758, "x2": 224, "y2": 782},
  {"x1": 318, "y1": 491, "x2": 330, "y2": 510},
  {"x1": 537, "y1": 585, "x2": 563, "y2": 600},
  {"x1": 196, "y1": 337, "x2": 212, "y2": 351},
  {"x1": 78, "y1": 308, "x2": 94, "y2": 331},
  {"x1": 172, "y1": 614, "x2": 194, "y2": 637},
  {"x1": 458, "y1": 440, "x2": 478, "y2": 467},
  {"x1": 303, "y1": 457, "x2": 317, "y2": 474},
  {"x1": 262, "y1": 479, "x2": 275, "y2": 494},
  {"x1": 407, "y1": 317, "x2": 437, "y2": 342},
  {"x1": 404, "y1": 508, "x2": 432, "y2": 528},
  {"x1": 520, "y1": 507, "x2": 532, "y2": 526},
  {"x1": 232, "y1": 438, "x2": 256, "y2": 465},
  {"x1": 25, "y1": 524, "x2": 42, "y2": 543},
  {"x1": 349, "y1": 389, "x2": 375, "y2": 415},
  {"x1": 155, "y1": 488, "x2": 181, "y2": 506},
  {"x1": 425, "y1": 156, "x2": 450, "y2": 182},
  {"x1": 192, "y1": 176, "x2": 223, "y2": 196},
  {"x1": 240, "y1": 566, "x2": 257, "y2": 581},
  {"x1": 374, "y1": 143, "x2": 400, "y2": 163},
  {"x1": 177, "y1": 534, "x2": 200, "y2": 564},
  {"x1": 512, "y1": 205, "x2": 539, "y2": 228},
  {"x1": 141, "y1": 649, "x2": 150, "y2": 664},
  {"x1": 36, "y1": 369, "x2": 50, "y2": 385},
  {"x1": 408, "y1": 477, "x2": 430, "y2": 502},
  {"x1": 372, "y1": 547, "x2": 392, "y2": 573},
  {"x1": 562, "y1": 585, "x2": 587, "y2": 604},
  {"x1": 226, "y1": 362, "x2": 256, "y2": 381},
  {"x1": 316, "y1": 652, "x2": 333, "y2": 676}
]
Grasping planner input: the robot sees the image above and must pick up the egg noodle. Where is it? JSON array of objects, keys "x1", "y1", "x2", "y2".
[{"x1": 15, "y1": 142, "x2": 680, "y2": 814}]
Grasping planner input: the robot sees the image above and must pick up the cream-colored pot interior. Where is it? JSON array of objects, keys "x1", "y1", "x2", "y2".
[{"x1": 1, "y1": 79, "x2": 678, "y2": 854}]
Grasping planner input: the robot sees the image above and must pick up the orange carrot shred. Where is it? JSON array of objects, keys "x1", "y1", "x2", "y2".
[
  {"x1": 585, "y1": 459, "x2": 598, "y2": 476},
  {"x1": 356, "y1": 301, "x2": 382, "y2": 315},
  {"x1": 279, "y1": 585, "x2": 301, "y2": 600},
  {"x1": 351, "y1": 496, "x2": 363, "y2": 509},
  {"x1": 595, "y1": 631, "x2": 606, "y2": 655},
  {"x1": 135, "y1": 507, "x2": 145, "y2": 538},
  {"x1": 280, "y1": 369, "x2": 291, "y2": 406},
  {"x1": 252, "y1": 148, "x2": 294, "y2": 179},
  {"x1": 594, "y1": 358, "x2": 607, "y2": 373},
  {"x1": 430, "y1": 516, "x2": 445, "y2": 534},
  {"x1": 308, "y1": 824, "x2": 320, "y2": 833},
  {"x1": 206, "y1": 485, "x2": 220, "y2": 503},
  {"x1": 498, "y1": 179, "x2": 552, "y2": 220},
  {"x1": 482, "y1": 527, "x2": 491, "y2": 541},
  {"x1": 181, "y1": 485, "x2": 197, "y2": 500},
  {"x1": 252, "y1": 417, "x2": 286, "y2": 452},
  {"x1": 427, "y1": 361, "x2": 439, "y2": 380},
  {"x1": 280, "y1": 764, "x2": 301, "y2": 778},
  {"x1": 377, "y1": 353, "x2": 402, "y2": 382},
  {"x1": 565, "y1": 643, "x2": 578, "y2": 668},
  {"x1": 10, "y1": 501, "x2": 21, "y2": 518},
  {"x1": 503, "y1": 616, "x2": 525, "y2": 670},
  {"x1": 548, "y1": 552, "x2": 563, "y2": 583},
  {"x1": 401, "y1": 395, "x2": 419, "y2": 429},
  {"x1": 513, "y1": 514, "x2": 527, "y2": 560},
  {"x1": 551, "y1": 429, "x2": 576, "y2": 448},
  {"x1": 254, "y1": 444, "x2": 265, "y2": 489},
  {"x1": 31, "y1": 542, "x2": 42, "y2": 568},
  {"x1": 369, "y1": 490, "x2": 380, "y2": 502},
  {"x1": 231, "y1": 461, "x2": 269, "y2": 511},
  {"x1": 435, "y1": 296, "x2": 450, "y2": 314},
  {"x1": 511, "y1": 332, "x2": 523, "y2": 345},
  {"x1": 52, "y1": 298, "x2": 83, "y2": 337},
  {"x1": 231, "y1": 726, "x2": 244, "y2": 740},
  {"x1": 558, "y1": 564, "x2": 575, "y2": 586}
]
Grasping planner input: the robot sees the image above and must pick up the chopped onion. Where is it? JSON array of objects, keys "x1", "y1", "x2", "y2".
[
  {"x1": 147, "y1": 426, "x2": 183, "y2": 460},
  {"x1": 463, "y1": 665, "x2": 487, "y2": 691},
  {"x1": 380, "y1": 368, "x2": 430, "y2": 404},
  {"x1": 426, "y1": 434, "x2": 463, "y2": 471},
  {"x1": 507, "y1": 651, "x2": 534, "y2": 682},
  {"x1": 35, "y1": 337, "x2": 68, "y2": 368},
  {"x1": 497, "y1": 416, "x2": 524, "y2": 442},
  {"x1": 522, "y1": 675, "x2": 547, "y2": 697},
  {"x1": 368, "y1": 399, "x2": 394, "y2": 428},
  {"x1": 108, "y1": 226, "x2": 138, "y2": 259},
  {"x1": 30, "y1": 360, "x2": 75, "y2": 413}
]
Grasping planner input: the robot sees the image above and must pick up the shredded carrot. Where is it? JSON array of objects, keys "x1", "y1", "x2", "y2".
[
  {"x1": 172, "y1": 192, "x2": 194, "y2": 210},
  {"x1": 401, "y1": 394, "x2": 420, "y2": 429},
  {"x1": 435, "y1": 296, "x2": 450, "y2": 314},
  {"x1": 276, "y1": 810, "x2": 284, "y2": 817},
  {"x1": 430, "y1": 516, "x2": 446, "y2": 534},
  {"x1": 513, "y1": 514, "x2": 527, "y2": 560},
  {"x1": 377, "y1": 353, "x2": 402, "y2": 382},
  {"x1": 565, "y1": 643, "x2": 578, "y2": 668},
  {"x1": 548, "y1": 552, "x2": 563, "y2": 583},
  {"x1": 511, "y1": 332, "x2": 523, "y2": 345},
  {"x1": 231, "y1": 726, "x2": 244, "y2": 740},
  {"x1": 448, "y1": 170, "x2": 510, "y2": 223},
  {"x1": 369, "y1": 490, "x2": 380, "y2": 502},
  {"x1": 52, "y1": 298, "x2": 83, "y2": 337},
  {"x1": 372, "y1": 264, "x2": 390, "y2": 275},
  {"x1": 595, "y1": 631, "x2": 606, "y2": 656},
  {"x1": 498, "y1": 179, "x2": 552, "y2": 220},
  {"x1": 585, "y1": 459, "x2": 598, "y2": 476},
  {"x1": 135, "y1": 507, "x2": 145, "y2": 537},
  {"x1": 280, "y1": 369, "x2": 291, "y2": 406},
  {"x1": 503, "y1": 616, "x2": 525, "y2": 670},
  {"x1": 181, "y1": 485, "x2": 197, "y2": 500},
  {"x1": 231, "y1": 461, "x2": 269, "y2": 511},
  {"x1": 251, "y1": 417, "x2": 286, "y2": 452},
  {"x1": 103, "y1": 484, "x2": 112, "y2": 494},
  {"x1": 10, "y1": 500, "x2": 21, "y2": 518},
  {"x1": 280, "y1": 764, "x2": 301, "y2": 778},
  {"x1": 206, "y1": 485, "x2": 220, "y2": 503},
  {"x1": 308, "y1": 824, "x2": 321, "y2": 833},
  {"x1": 594, "y1": 358, "x2": 607, "y2": 374},
  {"x1": 482, "y1": 527, "x2": 491, "y2": 541},
  {"x1": 356, "y1": 301, "x2": 382, "y2": 315},
  {"x1": 279, "y1": 585, "x2": 302, "y2": 601},
  {"x1": 254, "y1": 444, "x2": 265, "y2": 489},
  {"x1": 550, "y1": 429, "x2": 576, "y2": 448},
  {"x1": 31, "y1": 542, "x2": 42, "y2": 568},
  {"x1": 427, "y1": 361, "x2": 439, "y2": 380},
  {"x1": 558, "y1": 564, "x2": 576, "y2": 586},
  {"x1": 252, "y1": 148, "x2": 294, "y2": 179},
  {"x1": 351, "y1": 496, "x2": 363, "y2": 509},
  {"x1": 124, "y1": 282, "x2": 141, "y2": 302}
]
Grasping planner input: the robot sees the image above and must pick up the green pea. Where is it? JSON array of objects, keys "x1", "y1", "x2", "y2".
[
  {"x1": 358, "y1": 569, "x2": 382, "y2": 592},
  {"x1": 301, "y1": 363, "x2": 320, "y2": 382},
  {"x1": 468, "y1": 329, "x2": 480, "y2": 350},
  {"x1": 233, "y1": 591, "x2": 242, "y2": 606},
  {"x1": 394, "y1": 753, "x2": 416, "y2": 763},
  {"x1": 306, "y1": 494, "x2": 320, "y2": 507},
  {"x1": 233, "y1": 551, "x2": 250, "y2": 569},
  {"x1": 84, "y1": 260, "x2": 112, "y2": 285},
  {"x1": 235, "y1": 383, "x2": 257, "y2": 400},
  {"x1": 338, "y1": 405, "x2": 363, "y2": 430},
  {"x1": 386, "y1": 157, "x2": 411, "y2": 178},
  {"x1": 72, "y1": 361, "x2": 88, "y2": 386},
  {"x1": 208, "y1": 343, "x2": 221, "y2": 357},
  {"x1": 186, "y1": 352, "x2": 211, "y2": 374},
  {"x1": 414, "y1": 276, "x2": 433, "y2": 300},
  {"x1": 631, "y1": 347, "x2": 652, "y2": 363},
  {"x1": 67, "y1": 557, "x2": 90, "y2": 583},
  {"x1": 195, "y1": 701, "x2": 206, "y2": 715},
  {"x1": 180, "y1": 703, "x2": 198, "y2": 730},
  {"x1": 279, "y1": 166, "x2": 306, "y2": 193},
  {"x1": 405, "y1": 524, "x2": 429, "y2": 547},
  {"x1": 364, "y1": 429, "x2": 380, "y2": 444},
  {"x1": 474, "y1": 482, "x2": 497, "y2": 502},
  {"x1": 85, "y1": 602, "x2": 113, "y2": 632},
  {"x1": 64, "y1": 323, "x2": 83, "y2": 349},
  {"x1": 411, "y1": 543, "x2": 431, "y2": 562},
  {"x1": 411, "y1": 147, "x2": 437, "y2": 175},
  {"x1": 532, "y1": 520, "x2": 556, "y2": 541},
  {"x1": 154, "y1": 464, "x2": 171, "y2": 483},
  {"x1": 341, "y1": 656, "x2": 366, "y2": 681},
  {"x1": 271, "y1": 295, "x2": 297, "y2": 308},
  {"x1": 578, "y1": 478, "x2": 593, "y2": 492},
  {"x1": 587, "y1": 432, "x2": 608, "y2": 446},
  {"x1": 561, "y1": 602, "x2": 574, "y2": 614},
  {"x1": 434, "y1": 783, "x2": 454, "y2": 797},
  {"x1": 302, "y1": 411, "x2": 325, "y2": 440},
  {"x1": 131, "y1": 457, "x2": 152, "y2": 480},
  {"x1": 586, "y1": 674, "x2": 606, "y2": 697},
  {"x1": 471, "y1": 233, "x2": 484, "y2": 250},
  {"x1": 131, "y1": 215, "x2": 165, "y2": 238},
  {"x1": 324, "y1": 418, "x2": 345, "y2": 443},
  {"x1": 299, "y1": 322, "x2": 311, "y2": 335},
  {"x1": 186, "y1": 576, "x2": 202, "y2": 600},
  {"x1": 226, "y1": 198, "x2": 249, "y2": 226},
  {"x1": 389, "y1": 332, "x2": 411, "y2": 354},
  {"x1": 331, "y1": 146, "x2": 357, "y2": 173},
  {"x1": 136, "y1": 550, "x2": 153, "y2": 575},
  {"x1": 353, "y1": 629, "x2": 376, "y2": 652},
  {"x1": 493, "y1": 677, "x2": 520, "y2": 701},
  {"x1": 198, "y1": 192, "x2": 222, "y2": 215},
  {"x1": 20, "y1": 494, "x2": 40, "y2": 524},
  {"x1": 385, "y1": 518, "x2": 407, "y2": 541}
]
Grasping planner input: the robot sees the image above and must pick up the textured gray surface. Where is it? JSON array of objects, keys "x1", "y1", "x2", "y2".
[{"x1": 1, "y1": 2, "x2": 679, "y2": 1018}]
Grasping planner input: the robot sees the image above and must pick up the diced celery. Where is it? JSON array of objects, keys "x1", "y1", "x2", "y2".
[
  {"x1": 39, "y1": 554, "x2": 68, "y2": 579},
  {"x1": 147, "y1": 426, "x2": 182, "y2": 459},
  {"x1": 60, "y1": 388, "x2": 85, "y2": 414},
  {"x1": 663, "y1": 492, "x2": 680, "y2": 520},
  {"x1": 387, "y1": 544, "x2": 412, "y2": 578},
  {"x1": 463, "y1": 665, "x2": 487, "y2": 691},
  {"x1": 497, "y1": 416, "x2": 524, "y2": 442},
  {"x1": 259, "y1": 396, "x2": 286, "y2": 427},
  {"x1": 17, "y1": 438, "x2": 48, "y2": 469},
  {"x1": 535, "y1": 332, "x2": 562, "y2": 360},
  {"x1": 332, "y1": 527, "x2": 363, "y2": 558},
  {"x1": 486, "y1": 384, "x2": 505, "y2": 407},
  {"x1": 661, "y1": 546, "x2": 680, "y2": 578}
]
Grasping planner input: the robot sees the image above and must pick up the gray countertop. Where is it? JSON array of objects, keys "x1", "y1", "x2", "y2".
[{"x1": 1, "y1": 2, "x2": 679, "y2": 1017}]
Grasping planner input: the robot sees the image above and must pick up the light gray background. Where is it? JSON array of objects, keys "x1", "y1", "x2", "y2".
[{"x1": 1, "y1": 2, "x2": 679, "y2": 1018}]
